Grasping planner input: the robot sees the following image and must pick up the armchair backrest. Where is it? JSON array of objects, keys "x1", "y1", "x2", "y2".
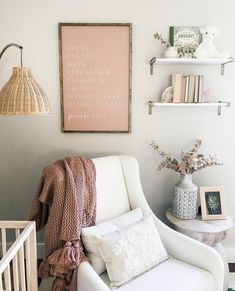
[
  {"x1": 92, "y1": 156, "x2": 131, "y2": 223},
  {"x1": 92, "y1": 155, "x2": 151, "y2": 224}
]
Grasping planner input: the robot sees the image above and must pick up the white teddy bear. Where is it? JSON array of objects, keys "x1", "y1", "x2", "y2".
[{"x1": 194, "y1": 25, "x2": 230, "y2": 59}]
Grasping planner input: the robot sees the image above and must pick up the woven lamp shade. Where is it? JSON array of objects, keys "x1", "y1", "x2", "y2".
[{"x1": 0, "y1": 67, "x2": 51, "y2": 115}]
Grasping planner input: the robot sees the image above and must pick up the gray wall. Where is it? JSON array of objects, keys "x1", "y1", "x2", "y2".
[{"x1": 1, "y1": 0, "x2": 235, "y2": 260}]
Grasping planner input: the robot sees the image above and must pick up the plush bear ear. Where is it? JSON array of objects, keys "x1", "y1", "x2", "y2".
[
  {"x1": 200, "y1": 27, "x2": 205, "y2": 34},
  {"x1": 209, "y1": 25, "x2": 221, "y2": 37}
]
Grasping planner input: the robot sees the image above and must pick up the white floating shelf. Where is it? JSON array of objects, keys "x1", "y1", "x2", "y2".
[
  {"x1": 150, "y1": 57, "x2": 233, "y2": 75},
  {"x1": 148, "y1": 101, "x2": 231, "y2": 116},
  {"x1": 151, "y1": 58, "x2": 233, "y2": 65}
]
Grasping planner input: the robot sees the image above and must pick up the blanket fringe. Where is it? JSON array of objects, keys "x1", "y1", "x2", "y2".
[
  {"x1": 38, "y1": 241, "x2": 88, "y2": 279},
  {"x1": 39, "y1": 259, "x2": 50, "y2": 278},
  {"x1": 48, "y1": 241, "x2": 82, "y2": 269},
  {"x1": 52, "y1": 277, "x2": 66, "y2": 291}
]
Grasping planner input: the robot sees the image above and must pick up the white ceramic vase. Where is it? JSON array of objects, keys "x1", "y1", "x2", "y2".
[
  {"x1": 172, "y1": 174, "x2": 198, "y2": 219},
  {"x1": 164, "y1": 46, "x2": 178, "y2": 58}
]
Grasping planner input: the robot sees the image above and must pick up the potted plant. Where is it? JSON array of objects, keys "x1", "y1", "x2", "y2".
[
  {"x1": 154, "y1": 32, "x2": 178, "y2": 58},
  {"x1": 151, "y1": 139, "x2": 222, "y2": 219}
]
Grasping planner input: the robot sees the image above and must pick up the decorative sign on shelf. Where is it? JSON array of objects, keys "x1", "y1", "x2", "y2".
[{"x1": 59, "y1": 23, "x2": 132, "y2": 132}]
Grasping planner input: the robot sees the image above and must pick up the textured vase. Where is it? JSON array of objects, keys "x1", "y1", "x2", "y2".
[{"x1": 172, "y1": 174, "x2": 198, "y2": 219}]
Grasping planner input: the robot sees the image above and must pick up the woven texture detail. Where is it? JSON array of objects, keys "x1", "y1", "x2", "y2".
[
  {"x1": 0, "y1": 67, "x2": 51, "y2": 114},
  {"x1": 172, "y1": 174, "x2": 198, "y2": 219},
  {"x1": 29, "y1": 156, "x2": 96, "y2": 291},
  {"x1": 172, "y1": 188, "x2": 198, "y2": 219}
]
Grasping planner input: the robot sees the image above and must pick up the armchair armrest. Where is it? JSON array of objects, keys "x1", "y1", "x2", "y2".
[
  {"x1": 152, "y1": 215, "x2": 224, "y2": 291},
  {"x1": 77, "y1": 261, "x2": 110, "y2": 291}
]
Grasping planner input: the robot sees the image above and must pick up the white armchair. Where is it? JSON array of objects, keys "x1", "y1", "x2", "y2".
[{"x1": 77, "y1": 155, "x2": 224, "y2": 291}]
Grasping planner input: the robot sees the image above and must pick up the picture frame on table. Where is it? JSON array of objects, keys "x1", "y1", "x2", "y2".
[
  {"x1": 58, "y1": 23, "x2": 132, "y2": 133},
  {"x1": 200, "y1": 186, "x2": 226, "y2": 220},
  {"x1": 169, "y1": 26, "x2": 202, "y2": 58}
]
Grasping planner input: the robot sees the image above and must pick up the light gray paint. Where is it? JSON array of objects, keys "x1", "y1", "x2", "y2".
[{"x1": 0, "y1": 0, "x2": 235, "y2": 260}]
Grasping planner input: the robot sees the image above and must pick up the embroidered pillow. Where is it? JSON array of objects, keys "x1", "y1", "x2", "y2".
[
  {"x1": 93, "y1": 216, "x2": 168, "y2": 288},
  {"x1": 81, "y1": 208, "x2": 143, "y2": 274}
]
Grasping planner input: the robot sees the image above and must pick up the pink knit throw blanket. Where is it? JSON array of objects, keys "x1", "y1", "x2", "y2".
[{"x1": 29, "y1": 157, "x2": 96, "y2": 291}]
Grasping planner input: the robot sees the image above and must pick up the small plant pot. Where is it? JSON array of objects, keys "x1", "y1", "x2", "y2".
[{"x1": 164, "y1": 46, "x2": 178, "y2": 58}]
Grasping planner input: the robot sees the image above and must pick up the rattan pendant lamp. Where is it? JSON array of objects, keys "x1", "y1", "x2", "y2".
[{"x1": 0, "y1": 43, "x2": 51, "y2": 115}]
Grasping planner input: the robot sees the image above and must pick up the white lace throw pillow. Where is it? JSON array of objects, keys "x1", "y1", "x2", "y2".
[
  {"x1": 81, "y1": 208, "x2": 143, "y2": 275},
  {"x1": 94, "y1": 216, "x2": 168, "y2": 288}
]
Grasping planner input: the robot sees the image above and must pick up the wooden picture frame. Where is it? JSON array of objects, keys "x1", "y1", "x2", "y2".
[
  {"x1": 58, "y1": 23, "x2": 132, "y2": 133},
  {"x1": 200, "y1": 186, "x2": 226, "y2": 220}
]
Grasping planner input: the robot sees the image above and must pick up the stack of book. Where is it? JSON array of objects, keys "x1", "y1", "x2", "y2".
[{"x1": 172, "y1": 74, "x2": 204, "y2": 103}]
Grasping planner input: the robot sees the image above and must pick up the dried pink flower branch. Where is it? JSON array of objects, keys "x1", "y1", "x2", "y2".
[
  {"x1": 150, "y1": 140, "x2": 222, "y2": 175},
  {"x1": 154, "y1": 32, "x2": 171, "y2": 48}
]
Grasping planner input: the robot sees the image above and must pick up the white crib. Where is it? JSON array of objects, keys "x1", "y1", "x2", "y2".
[{"x1": 0, "y1": 221, "x2": 38, "y2": 291}]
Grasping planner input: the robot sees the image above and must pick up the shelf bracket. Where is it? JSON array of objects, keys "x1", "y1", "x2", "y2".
[
  {"x1": 150, "y1": 57, "x2": 156, "y2": 75},
  {"x1": 221, "y1": 64, "x2": 225, "y2": 75},
  {"x1": 148, "y1": 101, "x2": 153, "y2": 115},
  {"x1": 217, "y1": 101, "x2": 231, "y2": 116},
  {"x1": 221, "y1": 57, "x2": 233, "y2": 75}
]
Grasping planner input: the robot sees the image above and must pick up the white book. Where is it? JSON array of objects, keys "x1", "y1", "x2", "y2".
[
  {"x1": 173, "y1": 73, "x2": 182, "y2": 103},
  {"x1": 188, "y1": 75, "x2": 196, "y2": 103},
  {"x1": 184, "y1": 76, "x2": 190, "y2": 103},
  {"x1": 198, "y1": 75, "x2": 204, "y2": 103},
  {"x1": 193, "y1": 75, "x2": 200, "y2": 103},
  {"x1": 181, "y1": 77, "x2": 186, "y2": 103}
]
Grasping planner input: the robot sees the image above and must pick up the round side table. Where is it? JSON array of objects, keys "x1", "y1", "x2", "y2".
[{"x1": 166, "y1": 208, "x2": 233, "y2": 291}]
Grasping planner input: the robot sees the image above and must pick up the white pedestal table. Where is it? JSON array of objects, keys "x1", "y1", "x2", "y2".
[{"x1": 166, "y1": 208, "x2": 233, "y2": 291}]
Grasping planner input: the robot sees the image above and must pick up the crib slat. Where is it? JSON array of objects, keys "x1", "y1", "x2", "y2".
[
  {"x1": 25, "y1": 230, "x2": 38, "y2": 291},
  {"x1": 1, "y1": 228, "x2": 7, "y2": 254},
  {"x1": 1, "y1": 228, "x2": 11, "y2": 291},
  {"x1": 15, "y1": 228, "x2": 20, "y2": 239},
  {"x1": 19, "y1": 245, "x2": 26, "y2": 291},
  {"x1": 13, "y1": 254, "x2": 19, "y2": 291},
  {"x1": 5, "y1": 265, "x2": 12, "y2": 290},
  {"x1": 25, "y1": 238, "x2": 31, "y2": 290},
  {"x1": 0, "y1": 274, "x2": 3, "y2": 291},
  {"x1": 16, "y1": 229, "x2": 26, "y2": 291}
]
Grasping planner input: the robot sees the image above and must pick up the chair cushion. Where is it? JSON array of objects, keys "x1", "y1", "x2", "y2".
[
  {"x1": 100, "y1": 257, "x2": 214, "y2": 291},
  {"x1": 82, "y1": 208, "x2": 143, "y2": 275},
  {"x1": 94, "y1": 216, "x2": 168, "y2": 288}
]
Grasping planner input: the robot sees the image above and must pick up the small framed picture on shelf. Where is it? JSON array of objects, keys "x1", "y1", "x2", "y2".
[
  {"x1": 169, "y1": 26, "x2": 202, "y2": 58},
  {"x1": 200, "y1": 186, "x2": 226, "y2": 220}
]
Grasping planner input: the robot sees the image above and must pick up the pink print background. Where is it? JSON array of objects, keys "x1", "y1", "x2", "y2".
[{"x1": 60, "y1": 25, "x2": 131, "y2": 132}]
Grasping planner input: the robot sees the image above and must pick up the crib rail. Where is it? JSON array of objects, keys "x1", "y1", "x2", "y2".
[{"x1": 0, "y1": 221, "x2": 37, "y2": 291}]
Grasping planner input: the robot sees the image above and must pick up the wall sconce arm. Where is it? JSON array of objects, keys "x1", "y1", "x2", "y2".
[{"x1": 0, "y1": 43, "x2": 23, "y2": 67}]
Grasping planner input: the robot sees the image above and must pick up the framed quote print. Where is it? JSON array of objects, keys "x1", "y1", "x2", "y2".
[{"x1": 59, "y1": 23, "x2": 132, "y2": 132}]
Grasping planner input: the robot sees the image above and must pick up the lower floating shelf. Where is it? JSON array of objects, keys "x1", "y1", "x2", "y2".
[{"x1": 148, "y1": 101, "x2": 231, "y2": 116}]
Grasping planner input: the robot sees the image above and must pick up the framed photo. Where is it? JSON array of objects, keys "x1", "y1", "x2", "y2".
[
  {"x1": 59, "y1": 23, "x2": 132, "y2": 133},
  {"x1": 200, "y1": 186, "x2": 226, "y2": 220},
  {"x1": 169, "y1": 26, "x2": 202, "y2": 58}
]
